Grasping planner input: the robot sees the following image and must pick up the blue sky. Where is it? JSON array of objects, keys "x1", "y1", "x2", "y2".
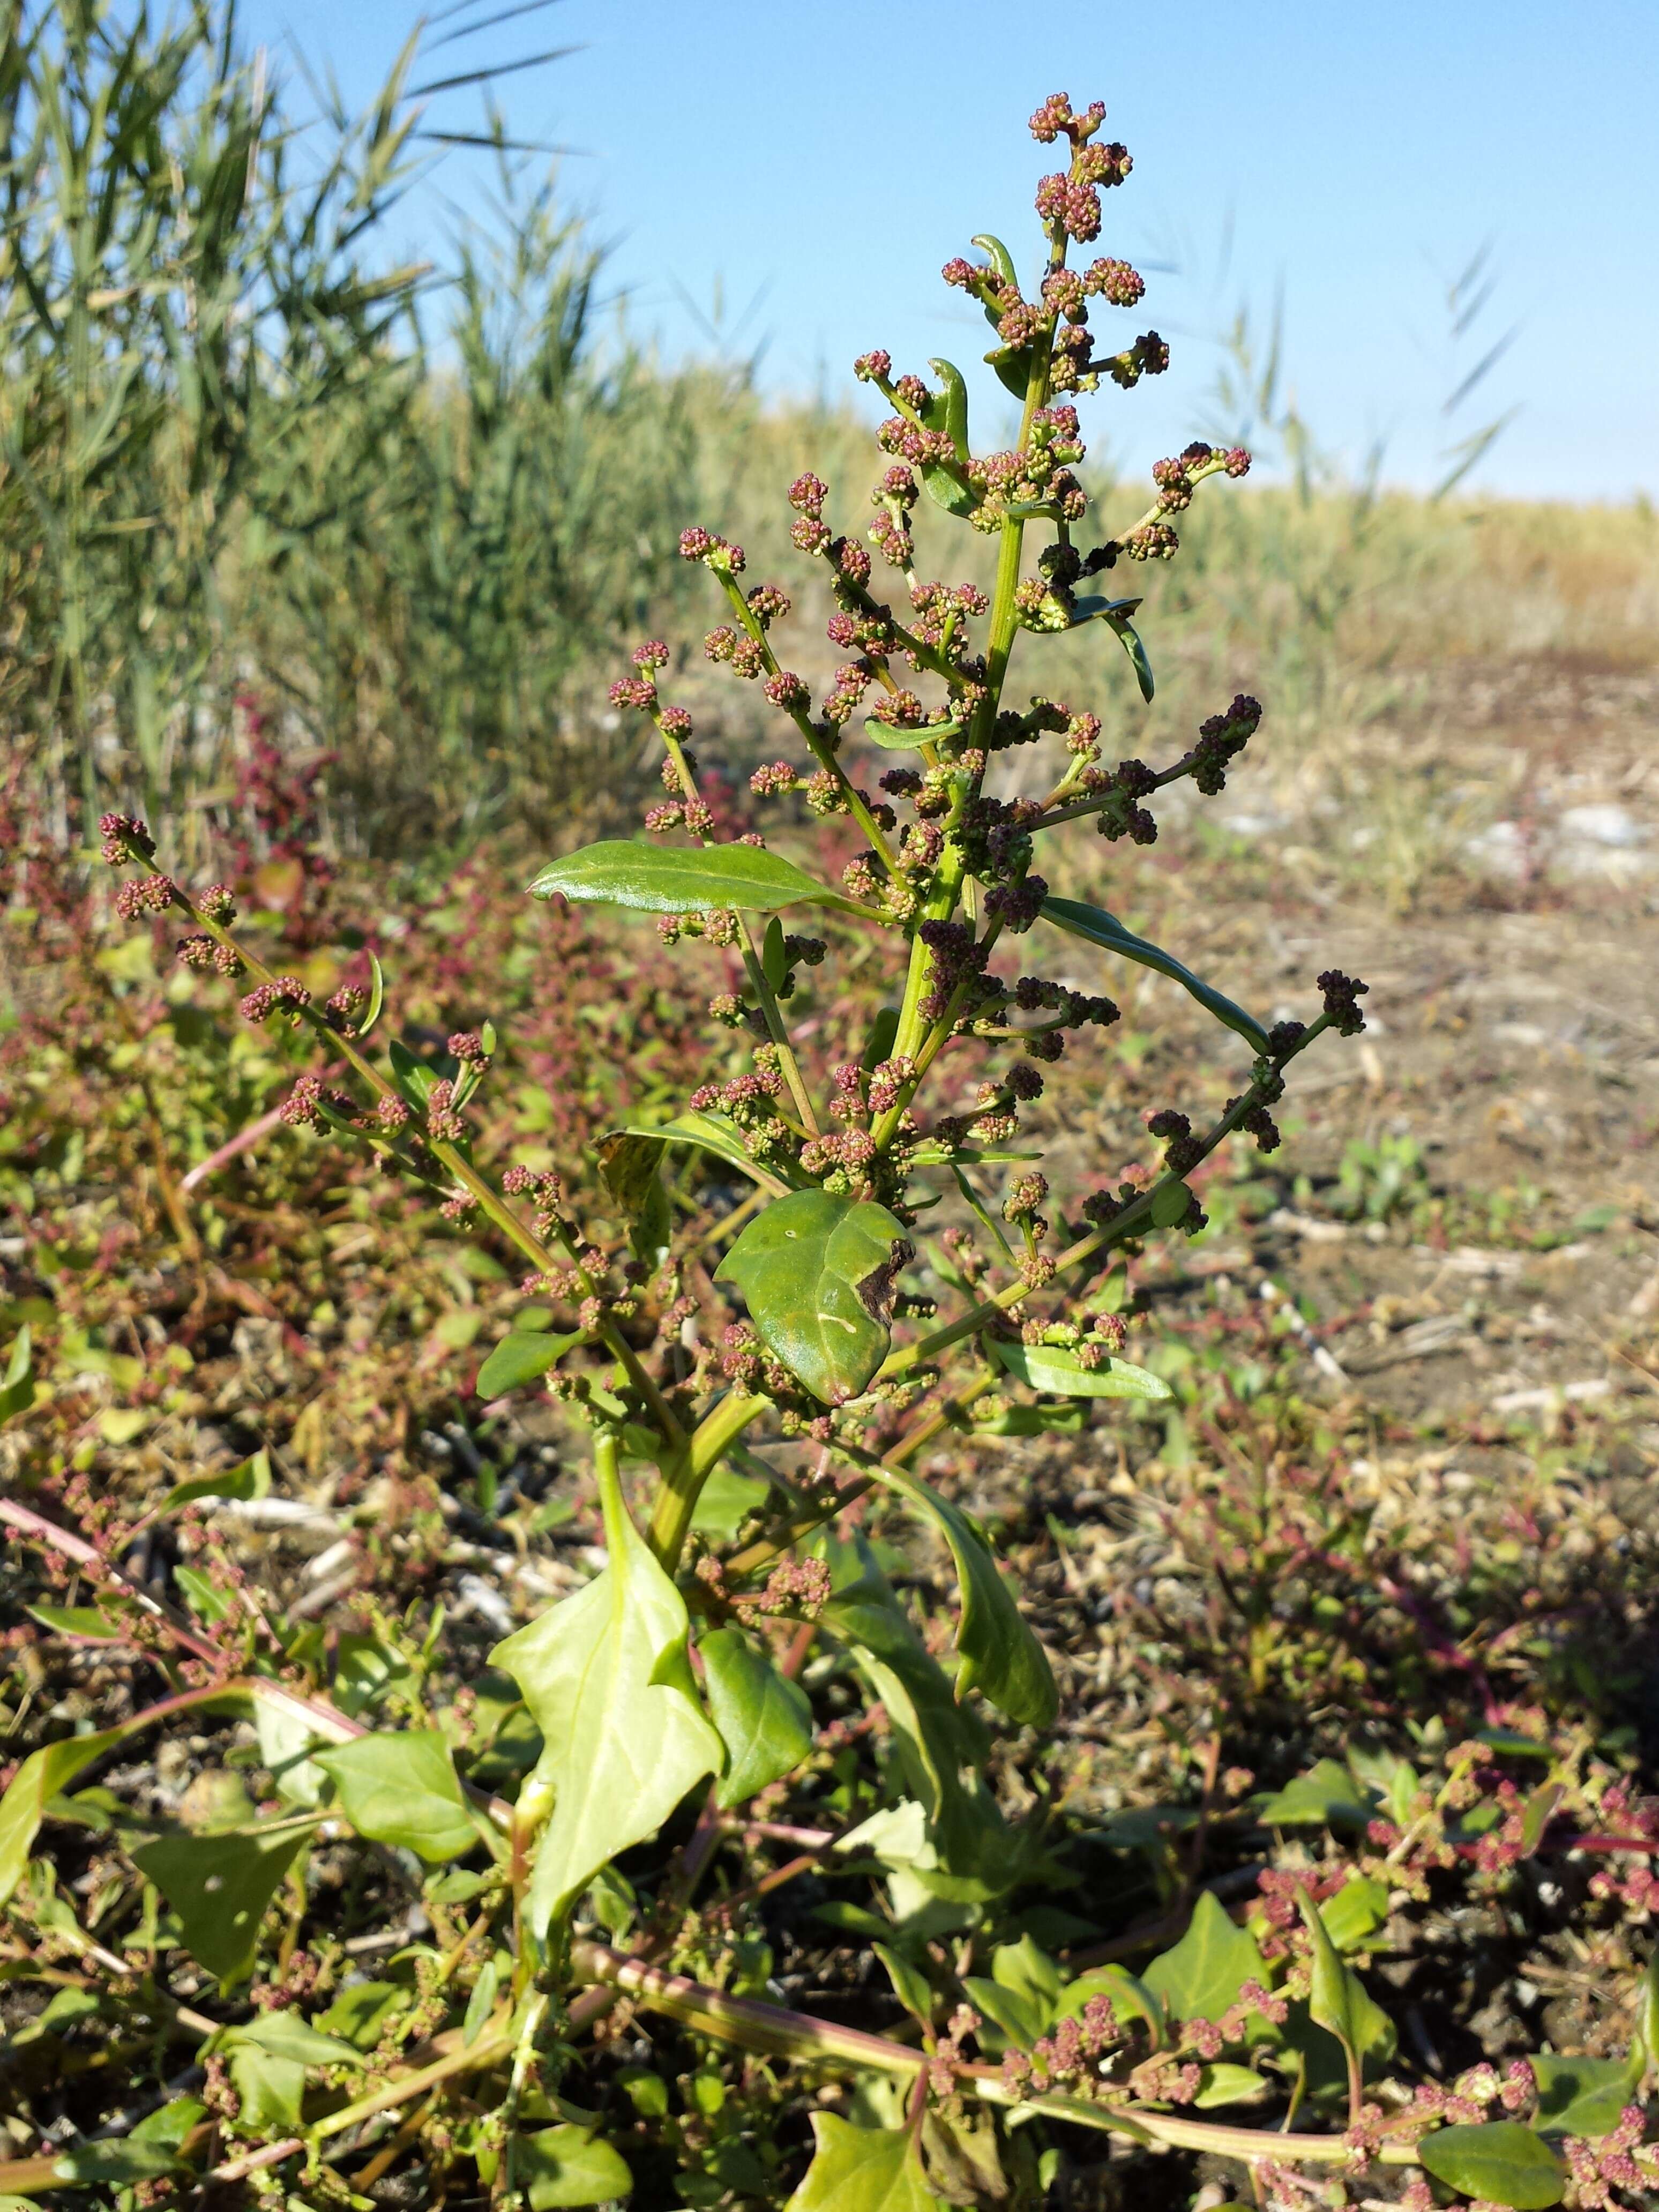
[{"x1": 239, "y1": 0, "x2": 1658, "y2": 502}]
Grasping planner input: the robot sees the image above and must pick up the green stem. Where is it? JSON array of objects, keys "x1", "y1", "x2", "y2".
[{"x1": 646, "y1": 1390, "x2": 771, "y2": 1570}]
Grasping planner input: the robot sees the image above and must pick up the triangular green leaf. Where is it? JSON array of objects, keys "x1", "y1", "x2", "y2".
[
  {"x1": 785, "y1": 2114, "x2": 938, "y2": 2211},
  {"x1": 491, "y1": 1451, "x2": 722, "y2": 1935},
  {"x1": 514, "y1": 2124, "x2": 634, "y2": 2207},
  {"x1": 1144, "y1": 1891, "x2": 1265, "y2": 2030},
  {"x1": 132, "y1": 1826, "x2": 310, "y2": 1984}
]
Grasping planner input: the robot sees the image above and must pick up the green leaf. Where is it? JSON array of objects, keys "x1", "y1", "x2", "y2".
[
  {"x1": 916, "y1": 361, "x2": 976, "y2": 515},
  {"x1": 528, "y1": 840, "x2": 853, "y2": 915},
  {"x1": 464, "y1": 1956, "x2": 500, "y2": 2046},
  {"x1": 988, "y1": 1336, "x2": 1170, "y2": 1402},
  {"x1": 1150, "y1": 1179, "x2": 1194, "y2": 1230},
  {"x1": 1054, "y1": 1963, "x2": 1165, "y2": 2043},
  {"x1": 1319, "y1": 1874, "x2": 1390, "y2": 1952},
  {"x1": 1531, "y1": 2052, "x2": 1642, "y2": 2138},
  {"x1": 491, "y1": 1455, "x2": 722, "y2": 1936},
  {"x1": 715, "y1": 1189, "x2": 913, "y2": 1405},
  {"x1": 1519, "y1": 1781, "x2": 1562, "y2": 1856},
  {"x1": 0, "y1": 1727, "x2": 127, "y2": 1906},
  {"x1": 1039, "y1": 895, "x2": 1271, "y2": 1053},
  {"x1": 54, "y1": 2139, "x2": 186, "y2": 2187},
  {"x1": 962, "y1": 1972, "x2": 1048, "y2": 2050},
  {"x1": 332, "y1": 1631, "x2": 418, "y2": 1718},
  {"x1": 226, "y1": 2045, "x2": 305, "y2": 2132},
  {"x1": 0, "y1": 1327, "x2": 34, "y2": 1424},
  {"x1": 1195, "y1": 2064, "x2": 1269, "y2": 2108},
  {"x1": 316, "y1": 1982, "x2": 412, "y2": 2049},
  {"x1": 476, "y1": 1328, "x2": 584, "y2": 1399},
  {"x1": 823, "y1": 1559, "x2": 1012, "y2": 1894},
  {"x1": 25, "y1": 1605, "x2": 126, "y2": 1640},
  {"x1": 864, "y1": 1460, "x2": 1056, "y2": 1729},
  {"x1": 130, "y1": 2097, "x2": 208, "y2": 2149},
  {"x1": 602, "y1": 1112, "x2": 798, "y2": 1197},
  {"x1": 969, "y1": 233, "x2": 1019, "y2": 288},
  {"x1": 1256, "y1": 1759, "x2": 1373, "y2": 1830},
  {"x1": 358, "y1": 951, "x2": 386, "y2": 1041},
  {"x1": 1297, "y1": 1889, "x2": 1393, "y2": 2084},
  {"x1": 700, "y1": 1628, "x2": 814, "y2": 1811},
  {"x1": 514, "y1": 2125, "x2": 633, "y2": 2207},
  {"x1": 597, "y1": 1131, "x2": 672, "y2": 1266},
  {"x1": 131, "y1": 1826, "x2": 310, "y2": 1984},
  {"x1": 1144, "y1": 1891, "x2": 1266, "y2": 2029},
  {"x1": 967, "y1": 1402, "x2": 1086, "y2": 1437},
  {"x1": 924, "y1": 358, "x2": 971, "y2": 465},
  {"x1": 13, "y1": 1986, "x2": 102, "y2": 2044},
  {"x1": 786, "y1": 2114, "x2": 938, "y2": 2211},
  {"x1": 1101, "y1": 604, "x2": 1155, "y2": 701},
  {"x1": 1419, "y1": 2122, "x2": 1566, "y2": 2209},
  {"x1": 1640, "y1": 1945, "x2": 1659, "y2": 2080},
  {"x1": 315, "y1": 1729, "x2": 483, "y2": 1863},
  {"x1": 873, "y1": 1942, "x2": 935, "y2": 2029},
  {"x1": 690, "y1": 1463, "x2": 773, "y2": 1542},
  {"x1": 993, "y1": 1934, "x2": 1062, "y2": 2019},
  {"x1": 157, "y1": 1450, "x2": 271, "y2": 1516},
  {"x1": 763, "y1": 915, "x2": 790, "y2": 991},
  {"x1": 221, "y1": 2011, "x2": 364, "y2": 2070},
  {"x1": 175, "y1": 1564, "x2": 232, "y2": 1622}
]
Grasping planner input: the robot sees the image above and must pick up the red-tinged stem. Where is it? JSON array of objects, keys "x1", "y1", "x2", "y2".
[
  {"x1": 565, "y1": 1940, "x2": 1425, "y2": 2167},
  {"x1": 177, "y1": 1071, "x2": 340, "y2": 1194}
]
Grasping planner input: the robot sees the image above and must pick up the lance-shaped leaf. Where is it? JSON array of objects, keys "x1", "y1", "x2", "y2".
[
  {"x1": 476, "y1": 1328, "x2": 585, "y2": 1400},
  {"x1": 1040, "y1": 895, "x2": 1272, "y2": 1055},
  {"x1": 786, "y1": 2114, "x2": 937, "y2": 2212},
  {"x1": 865, "y1": 1461, "x2": 1056, "y2": 1729},
  {"x1": 603, "y1": 1112, "x2": 798, "y2": 1197},
  {"x1": 919, "y1": 356, "x2": 975, "y2": 514},
  {"x1": 0, "y1": 1727, "x2": 128, "y2": 1906},
  {"x1": 527, "y1": 840, "x2": 854, "y2": 915},
  {"x1": 491, "y1": 1455, "x2": 722, "y2": 1937},
  {"x1": 700, "y1": 1628, "x2": 814, "y2": 1810},
  {"x1": 988, "y1": 1335, "x2": 1170, "y2": 1402},
  {"x1": 715, "y1": 1189, "x2": 913, "y2": 1404},
  {"x1": 156, "y1": 1450, "x2": 271, "y2": 1516},
  {"x1": 315, "y1": 1728, "x2": 485, "y2": 1863},
  {"x1": 132, "y1": 1826, "x2": 311, "y2": 1984},
  {"x1": 1297, "y1": 1889, "x2": 1394, "y2": 2091},
  {"x1": 1071, "y1": 594, "x2": 1155, "y2": 700},
  {"x1": 0, "y1": 1327, "x2": 34, "y2": 1425},
  {"x1": 1418, "y1": 2123, "x2": 1566, "y2": 2209}
]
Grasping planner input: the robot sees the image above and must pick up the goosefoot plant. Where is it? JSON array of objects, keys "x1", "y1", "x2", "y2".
[{"x1": 9, "y1": 88, "x2": 1655, "y2": 2212}]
